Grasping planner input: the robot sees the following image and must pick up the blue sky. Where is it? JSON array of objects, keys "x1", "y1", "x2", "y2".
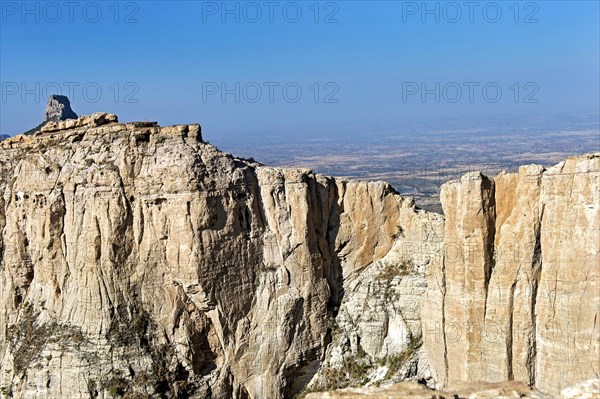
[{"x1": 1, "y1": 1, "x2": 599, "y2": 137}]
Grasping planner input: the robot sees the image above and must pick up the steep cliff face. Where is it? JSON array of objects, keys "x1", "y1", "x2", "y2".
[
  {"x1": 310, "y1": 184, "x2": 444, "y2": 390},
  {"x1": 422, "y1": 154, "x2": 600, "y2": 395},
  {"x1": 0, "y1": 115, "x2": 443, "y2": 398},
  {"x1": 0, "y1": 116, "x2": 329, "y2": 398},
  {"x1": 0, "y1": 114, "x2": 598, "y2": 399}
]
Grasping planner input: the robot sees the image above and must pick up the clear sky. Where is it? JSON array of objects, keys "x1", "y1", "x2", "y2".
[{"x1": 1, "y1": 1, "x2": 599, "y2": 137}]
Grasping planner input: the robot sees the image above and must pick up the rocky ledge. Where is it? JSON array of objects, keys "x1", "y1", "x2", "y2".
[
  {"x1": 41, "y1": 112, "x2": 119, "y2": 133},
  {"x1": 306, "y1": 379, "x2": 600, "y2": 399}
]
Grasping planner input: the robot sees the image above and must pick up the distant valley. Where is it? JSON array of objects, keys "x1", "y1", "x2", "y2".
[{"x1": 214, "y1": 112, "x2": 600, "y2": 213}]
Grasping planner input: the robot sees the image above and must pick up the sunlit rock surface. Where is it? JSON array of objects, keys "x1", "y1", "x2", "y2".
[
  {"x1": 0, "y1": 113, "x2": 598, "y2": 398},
  {"x1": 422, "y1": 153, "x2": 600, "y2": 396}
]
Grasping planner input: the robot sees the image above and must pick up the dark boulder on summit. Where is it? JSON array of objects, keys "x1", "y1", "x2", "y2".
[
  {"x1": 20, "y1": 95, "x2": 78, "y2": 135},
  {"x1": 45, "y1": 95, "x2": 78, "y2": 122}
]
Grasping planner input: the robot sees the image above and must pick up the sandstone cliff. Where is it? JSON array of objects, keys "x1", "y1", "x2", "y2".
[
  {"x1": 0, "y1": 112, "x2": 598, "y2": 399},
  {"x1": 0, "y1": 114, "x2": 444, "y2": 398},
  {"x1": 422, "y1": 155, "x2": 600, "y2": 395}
]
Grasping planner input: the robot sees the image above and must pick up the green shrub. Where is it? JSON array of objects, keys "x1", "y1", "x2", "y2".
[
  {"x1": 0, "y1": 385, "x2": 13, "y2": 397},
  {"x1": 377, "y1": 260, "x2": 413, "y2": 281},
  {"x1": 6, "y1": 302, "x2": 88, "y2": 375}
]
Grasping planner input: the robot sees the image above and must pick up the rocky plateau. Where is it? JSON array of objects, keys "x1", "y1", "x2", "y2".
[{"x1": 0, "y1": 108, "x2": 598, "y2": 399}]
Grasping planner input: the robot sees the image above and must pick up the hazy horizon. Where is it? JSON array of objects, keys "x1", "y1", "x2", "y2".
[{"x1": 2, "y1": 1, "x2": 599, "y2": 137}]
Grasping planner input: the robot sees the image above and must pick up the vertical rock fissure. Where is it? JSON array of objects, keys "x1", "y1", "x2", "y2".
[
  {"x1": 325, "y1": 182, "x2": 344, "y2": 314},
  {"x1": 250, "y1": 168, "x2": 269, "y2": 233},
  {"x1": 527, "y1": 204, "x2": 544, "y2": 386},
  {"x1": 441, "y1": 256, "x2": 449, "y2": 385},
  {"x1": 482, "y1": 177, "x2": 496, "y2": 322},
  {"x1": 507, "y1": 277, "x2": 517, "y2": 380}
]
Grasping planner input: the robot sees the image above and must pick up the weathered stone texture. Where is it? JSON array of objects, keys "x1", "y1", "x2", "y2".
[
  {"x1": 0, "y1": 115, "x2": 598, "y2": 398},
  {"x1": 423, "y1": 154, "x2": 600, "y2": 396}
]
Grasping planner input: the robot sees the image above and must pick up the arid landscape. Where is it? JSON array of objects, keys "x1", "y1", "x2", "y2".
[
  {"x1": 1, "y1": 1, "x2": 599, "y2": 398},
  {"x1": 216, "y1": 113, "x2": 600, "y2": 212}
]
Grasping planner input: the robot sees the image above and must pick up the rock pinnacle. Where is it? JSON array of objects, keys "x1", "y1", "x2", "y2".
[{"x1": 45, "y1": 95, "x2": 78, "y2": 122}]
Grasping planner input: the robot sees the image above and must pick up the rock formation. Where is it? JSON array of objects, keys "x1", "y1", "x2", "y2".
[
  {"x1": 0, "y1": 110, "x2": 598, "y2": 399},
  {"x1": 305, "y1": 379, "x2": 600, "y2": 399},
  {"x1": 41, "y1": 112, "x2": 118, "y2": 133},
  {"x1": 422, "y1": 155, "x2": 600, "y2": 394},
  {"x1": 44, "y1": 94, "x2": 78, "y2": 122},
  {"x1": 18, "y1": 96, "x2": 79, "y2": 137},
  {"x1": 0, "y1": 134, "x2": 8, "y2": 141}
]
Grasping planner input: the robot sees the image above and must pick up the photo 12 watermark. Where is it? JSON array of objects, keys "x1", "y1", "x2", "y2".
[
  {"x1": 401, "y1": 1, "x2": 539, "y2": 23},
  {"x1": 201, "y1": 81, "x2": 339, "y2": 104},
  {"x1": 1, "y1": 81, "x2": 140, "y2": 104},
  {"x1": 401, "y1": 81, "x2": 540, "y2": 104},
  {"x1": 200, "y1": 1, "x2": 339, "y2": 23},
  {"x1": 1, "y1": 1, "x2": 140, "y2": 23}
]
